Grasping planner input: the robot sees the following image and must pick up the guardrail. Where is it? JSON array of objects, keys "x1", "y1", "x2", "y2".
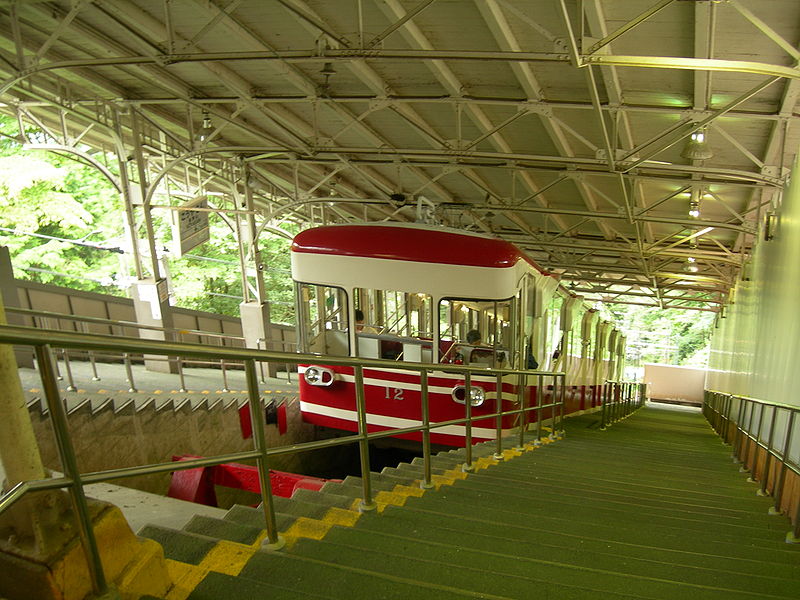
[
  {"x1": 600, "y1": 381, "x2": 646, "y2": 429},
  {"x1": 704, "y1": 389, "x2": 800, "y2": 543},
  {"x1": 0, "y1": 323, "x2": 566, "y2": 598}
]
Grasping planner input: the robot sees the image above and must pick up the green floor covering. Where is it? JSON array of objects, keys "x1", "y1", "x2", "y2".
[{"x1": 184, "y1": 403, "x2": 800, "y2": 599}]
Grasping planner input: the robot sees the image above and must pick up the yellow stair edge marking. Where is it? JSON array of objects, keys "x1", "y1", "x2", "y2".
[
  {"x1": 199, "y1": 540, "x2": 256, "y2": 576},
  {"x1": 442, "y1": 467, "x2": 468, "y2": 480},
  {"x1": 117, "y1": 538, "x2": 172, "y2": 600},
  {"x1": 164, "y1": 538, "x2": 262, "y2": 600},
  {"x1": 283, "y1": 516, "x2": 334, "y2": 543},
  {"x1": 374, "y1": 489, "x2": 408, "y2": 511},
  {"x1": 391, "y1": 483, "x2": 425, "y2": 497},
  {"x1": 164, "y1": 559, "x2": 197, "y2": 600},
  {"x1": 474, "y1": 456, "x2": 499, "y2": 470},
  {"x1": 322, "y1": 506, "x2": 361, "y2": 527},
  {"x1": 430, "y1": 473, "x2": 459, "y2": 489}
]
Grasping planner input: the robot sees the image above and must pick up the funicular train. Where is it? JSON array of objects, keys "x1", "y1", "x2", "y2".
[{"x1": 290, "y1": 223, "x2": 626, "y2": 447}]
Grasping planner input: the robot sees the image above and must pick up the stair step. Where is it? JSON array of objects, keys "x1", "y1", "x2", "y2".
[
  {"x1": 223, "y1": 505, "x2": 303, "y2": 530},
  {"x1": 290, "y1": 487, "x2": 357, "y2": 509},
  {"x1": 238, "y1": 550, "x2": 484, "y2": 600},
  {"x1": 483, "y1": 460, "x2": 775, "y2": 506},
  {"x1": 398, "y1": 486, "x2": 799, "y2": 559},
  {"x1": 187, "y1": 570, "x2": 335, "y2": 600},
  {"x1": 447, "y1": 473, "x2": 787, "y2": 532},
  {"x1": 349, "y1": 506, "x2": 800, "y2": 582},
  {"x1": 138, "y1": 525, "x2": 216, "y2": 565},
  {"x1": 183, "y1": 514, "x2": 263, "y2": 545},
  {"x1": 289, "y1": 534, "x2": 785, "y2": 600}
]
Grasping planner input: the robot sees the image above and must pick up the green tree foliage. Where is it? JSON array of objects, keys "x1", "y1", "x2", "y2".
[
  {"x1": 0, "y1": 115, "x2": 297, "y2": 323},
  {"x1": 612, "y1": 304, "x2": 715, "y2": 367},
  {"x1": 0, "y1": 117, "x2": 124, "y2": 293}
]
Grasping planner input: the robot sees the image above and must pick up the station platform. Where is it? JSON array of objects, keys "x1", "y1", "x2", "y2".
[
  {"x1": 17, "y1": 359, "x2": 299, "y2": 412},
  {"x1": 130, "y1": 403, "x2": 800, "y2": 600}
]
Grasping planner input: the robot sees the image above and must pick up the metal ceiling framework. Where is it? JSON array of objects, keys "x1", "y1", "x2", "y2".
[{"x1": 1, "y1": 0, "x2": 798, "y2": 313}]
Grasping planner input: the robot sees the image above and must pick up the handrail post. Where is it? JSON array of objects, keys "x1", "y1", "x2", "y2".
[
  {"x1": 420, "y1": 370, "x2": 433, "y2": 489},
  {"x1": 758, "y1": 406, "x2": 779, "y2": 496},
  {"x1": 516, "y1": 371, "x2": 526, "y2": 451},
  {"x1": 493, "y1": 372, "x2": 504, "y2": 459},
  {"x1": 80, "y1": 323, "x2": 101, "y2": 381},
  {"x1": 463, "y1": 371, "x2": 474, "y2": 472},
  {"x1": 732, "y1": 395, "x2": 745, "y2": 462},
  {"x1": 244, "y1": 359, "x2": 284, "y2": 549},
  {"x1": 535, "y1": 374, "x2": 543, "y2": 444},
  {"x1": 35, "y1": 345, "x2": 109, "y2": 597},
  {"x1": 740, "y1": 399, "x2": 756, "y2": 471},
  {"x1": 549, "y1": 374, "x2": 558, "y2": 440},
  {"x1": 770, "y1": 410, "x2": 796, "y2": 516},
  {"x1": 220, "y1": 358, "x2": 230, "y2": 392},
  {"x1": 60, "y1": 348, "x2": 77, "y2": 392},
  {"x1": 354, "y1": 366, "x2": 376, "y2": 511},
  {"x1": 600, "y1": 381, "x2": 607, "y2": 430},
  {"x1": 723, "y1": 393, "x2": 730, "y2": 438},
  {"x1": 123, "y1": 351, "x2": 136, "y2": 393},
  {"x1": 747, "y1": 403, "x2": 767, "y2": 482},
  {"x1": 558, "y1": 374, "x2": 566, "y2": 436}
]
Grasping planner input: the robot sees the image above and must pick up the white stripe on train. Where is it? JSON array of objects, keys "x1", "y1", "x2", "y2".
[
  {"x1": 298, "y1": 366, "x2": 524, "y2": 402},
  {"x1": 299, "y1": 401, "x2": 499, "y2": 439}
]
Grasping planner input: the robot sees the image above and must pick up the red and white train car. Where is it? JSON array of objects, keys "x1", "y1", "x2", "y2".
[{"x1": 291, "y1": 222, "x2": 622, "y2": 446}]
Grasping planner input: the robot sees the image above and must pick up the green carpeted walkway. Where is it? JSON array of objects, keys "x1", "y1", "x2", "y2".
[{"x1": 160, "y1": 403, "x2": 800, "y2": 599}]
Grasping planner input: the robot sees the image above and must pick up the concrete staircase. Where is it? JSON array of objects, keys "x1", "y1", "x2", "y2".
[{"x1": 139, "y1": 405, "x2": 800, "y2": 600}]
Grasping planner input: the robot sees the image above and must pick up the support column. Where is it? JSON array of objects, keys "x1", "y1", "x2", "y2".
[
  {"x1": 0, "y1": 246, "x2": 32, "y2": 367},
  {"x1": 115, "y1": 110, "x2": 176, "y2": 373},
  {"x1": 239, "y1": 163, "x2": 275, "y2": 374},
  {"x1": 130, "y1": 277, "x2": 176, "y2": 373}
]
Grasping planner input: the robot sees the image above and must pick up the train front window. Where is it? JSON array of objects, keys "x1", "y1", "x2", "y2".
[
  {"x1": 296, "y1": 283, "x2": 349, "y2": 356},
  {"x1": 439, "y1": 298, "x2": 516, "y2": 368},
  {"x1": 352, "y1": 288, "x2": 434, "y2": 362}
]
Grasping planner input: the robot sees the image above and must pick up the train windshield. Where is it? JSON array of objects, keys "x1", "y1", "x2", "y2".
[
  {"x1": 353, "y1": 288, "x2": 434, "y2": 362},
  {"x1": 439, "y1": 298, "x2": 516, "y2": 368}
]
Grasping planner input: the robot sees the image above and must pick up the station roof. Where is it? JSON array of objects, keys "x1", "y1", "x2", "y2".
[{"x1": 1, "y1": 0, "x2": 798, "y2": 312}]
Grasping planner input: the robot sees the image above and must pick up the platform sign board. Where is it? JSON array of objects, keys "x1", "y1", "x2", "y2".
[{"x1": 172, "y1": 196, "x2": 210, "y2": 256}]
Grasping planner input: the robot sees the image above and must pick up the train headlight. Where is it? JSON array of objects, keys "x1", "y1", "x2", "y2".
[
  {"x1": 303, "y1": 366, "x2": 335, "y2": 387},
  {"x1": 451, "y1": 385, "x2": 485, "y2": 407}
]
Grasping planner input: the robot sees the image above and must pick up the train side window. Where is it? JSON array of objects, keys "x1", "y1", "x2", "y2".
[{"x1": 296, "y1": 283, "x2": 349, "y2": 356}]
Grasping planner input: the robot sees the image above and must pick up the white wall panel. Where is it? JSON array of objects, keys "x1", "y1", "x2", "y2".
[{"x1": 708, "y1": 155, "x2": 800, "y2": 409}]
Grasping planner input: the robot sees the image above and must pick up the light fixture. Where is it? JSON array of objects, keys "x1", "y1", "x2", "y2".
[
  {"x1": 685, "y1": 257, "x2": 699, "y2": 273},
  {"x1": 688, "y1": 200, "x2": 701, "y2": 218},
  {"x1": 195, "y1": 111, "x2": 213, "y2": 143},
  {"x1": 681, "y1": 129, "x2": 713, "y2": 161},
  {"x1": 320, "y1": 62, "x2": 336, "y2": 92}
]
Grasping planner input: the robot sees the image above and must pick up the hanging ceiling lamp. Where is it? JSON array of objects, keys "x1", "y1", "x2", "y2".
[{"x1": 681, "y1": 129, "x2": 713, "y2": 161}]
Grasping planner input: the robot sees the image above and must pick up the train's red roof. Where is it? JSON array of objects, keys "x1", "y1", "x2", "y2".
[{"x1": 292, "y1": 224, "x2": 546, "y2": 272}]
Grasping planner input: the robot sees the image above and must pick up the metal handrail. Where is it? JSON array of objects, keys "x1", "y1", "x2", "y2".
[
  {"x1": 600, "y1": 380, "x2": 646, "y2": 429},
  {"x1": 0, "y1": 323, "x2": 566, "y2": 598},
  {"x1": 703, "y1": 389, "x2": 800, "y2": 543},
  {"x1": 7, "y1": 306, "x2": 247, "y2": 342},
  {"x1": 705, "y1": 388, "x2": 800, "y2": 413},
  {"x1": 8, "y1": 306, "x2": 300, "y2": 390}
]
